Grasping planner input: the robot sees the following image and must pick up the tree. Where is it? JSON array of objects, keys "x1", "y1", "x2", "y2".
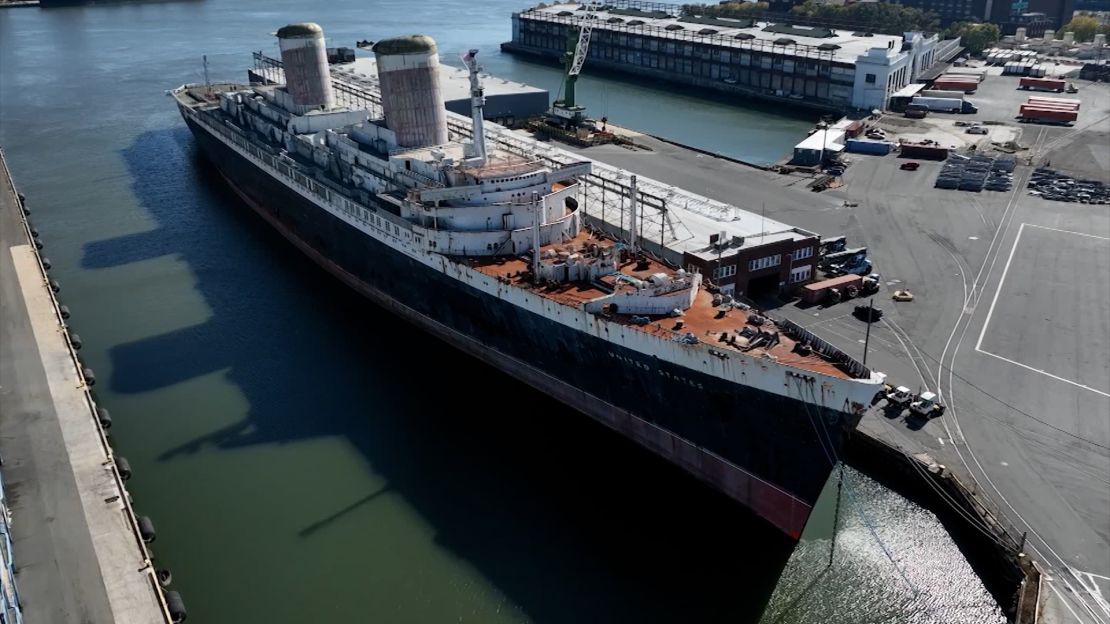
[
  {"x1": 944, "y1": 22, "x2": 999, "y2": 56},
  {"x1": 789, "y1": 1, "x2": 939, "y2": 35},
  {"x1": 1060, "y1": 15, "x2": 1100, "y2": 42},
  {"x1": 681, "y1": 2, "x2": 769, "y2": 19},
  {"x1": 682, "y1": 1, "x2": 939, "y2": 34}
]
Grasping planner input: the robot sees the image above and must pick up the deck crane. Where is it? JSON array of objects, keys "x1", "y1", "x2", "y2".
[{"x1": 546, "y1": 22, "x2": 595, "y2": 130}]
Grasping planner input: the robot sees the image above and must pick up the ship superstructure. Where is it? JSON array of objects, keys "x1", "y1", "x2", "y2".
[{"x1": 173, "y1": 24, "x2": 885, "y2": 538}]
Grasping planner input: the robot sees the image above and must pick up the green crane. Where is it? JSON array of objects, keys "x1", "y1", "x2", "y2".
[{"x1": 548, "y1": 23, "x2": 593, "y2": 128}]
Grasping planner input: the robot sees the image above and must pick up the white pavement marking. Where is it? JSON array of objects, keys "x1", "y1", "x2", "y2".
[
  {"x1": 1052, "y1": 582, "x2": 1096, "y2": 624},
  {"x1": 976, "y1": 349, "x2": 1110, "y2": 398},
  {"x1": 973, "y1": 222, "x2": 1110, "y2": 397},
  {"x1": 1023, "y1": 224, "x2": 1110, "y2": 241},
  {"x1": 1061, "y1": 572, "x2": 1110, "y2": 624},
  {"x1": 975, "y1": 222, "x2": 1025, "y2": 354},
  {"x1": 1075, "y1": 570, "x2": 1110, "y2": 620}
]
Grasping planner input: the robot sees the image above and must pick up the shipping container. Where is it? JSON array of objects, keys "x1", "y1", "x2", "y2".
[
  {"x1": 932, "y1": 79, "x2": 978, "y2": 93},
  {"x1": 1020, "y1": 77, "x2": 1066, "y2": 92},
  {"x1": 910, "y1": 96, "x2": 964, "y2": 112},
  {"x1": 1019, "y1": 106, "x2": 1078, "y2": 123},
  {"x1": 904, "y1": 105, "x2": 928, "y2": 119},
  {"x1": 943, "y1": 67, "x2": 987, "y2": 81},
  {"x1": 801, "y1": 274, "x2": 863, "y2": 304},
  {"x1": 1022, "y1": 102, "x2": 1079, "y2": 111},
  {"x1": 1027, "y1": 95, "x2": 1080, "y2": 109},
  {"x1": 843, "y1": 120, "x2": 864, "y2": 138},
  {"x1": 932, "y1": 84, "x2": 977, "y2": 94},
  {"x1": 900, "y1": 142, "x2": 949, "y2": 160},
  {"x1": 920, "y1": 90, "x2": 965, "y2": 100},
  {"x1": 845, "y1": 139, "x2": 892, "y2": 155}
]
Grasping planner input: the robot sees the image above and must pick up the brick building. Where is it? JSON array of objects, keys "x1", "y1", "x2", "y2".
[{"x1": 682, "y1": 229, "x2": 820, "y2": 300}]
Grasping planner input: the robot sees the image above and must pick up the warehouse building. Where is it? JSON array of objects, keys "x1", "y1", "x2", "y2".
[
  {"x1": 502, "y1": 1, "x2": 949, "y2": 111},
  {"x1": 251, "y1": 54, "x2": 550, "y2": 126},
  {"x1": 332, "y1": 58, "x2": 550, "y2": 125},
  {"x1": 682, "y1": 229, "x2": 820, "y2": 299}
]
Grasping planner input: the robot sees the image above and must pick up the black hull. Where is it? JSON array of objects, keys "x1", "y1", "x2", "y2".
[{"x1": 182, "y1": 111, "x2": 856, "y2": 538}]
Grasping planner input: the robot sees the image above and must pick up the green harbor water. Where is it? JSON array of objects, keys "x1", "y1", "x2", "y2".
[{"x1": 0, "y1": 2, "x2": 1005, "y2": 622}]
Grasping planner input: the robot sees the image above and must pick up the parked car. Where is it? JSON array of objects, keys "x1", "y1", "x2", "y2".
[
  {"x1": 892, "y1": 290, "x2": 915, "y2": 302},
  {"x1": 853, "y1": 304, "x2": 884, "y2": 322},
  {"x1": 966, "y1": 126, "x2": 988, "y2": 135},
  {"x1": 900, "y1": 161, "x2": 920, "y2": 171}
]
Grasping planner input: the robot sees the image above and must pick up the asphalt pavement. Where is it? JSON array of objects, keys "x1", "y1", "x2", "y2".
[{"x1": 575, "y1": 80, "x2": 1110, "y2": 623}]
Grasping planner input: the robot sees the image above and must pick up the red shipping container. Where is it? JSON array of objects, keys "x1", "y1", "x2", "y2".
[
  {"x1": 1027, "y1": 95, "x2": 1080, "y2": 109},
  {"x1": 1020, "y1": 77, "x2": 1066, "y2": 92},
  {"x1": 801, "y1": 275, "x2": 863, "y2": 304},
  {"x1": 1019, "y1": 107, "x2": 1078, "y2": 122}
]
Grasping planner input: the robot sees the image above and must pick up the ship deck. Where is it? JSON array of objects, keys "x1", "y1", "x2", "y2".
[
  {"x1": 471, "y1": 231, "x2": 852, "y2": 380},
  {"x1": 178, "y1": 84, "x2": 855, "y2": 381}
]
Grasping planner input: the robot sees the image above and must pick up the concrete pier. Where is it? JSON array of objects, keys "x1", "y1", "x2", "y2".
[{"x1": 0, "y1": 148, "x2": 172, "y2": 623}]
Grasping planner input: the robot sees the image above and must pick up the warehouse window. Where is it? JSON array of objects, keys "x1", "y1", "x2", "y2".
[
  {"x1": 790, "y1": 265, "x2": 812, "y2": 283},
  {"x1": 865, "y1": 73, "x2": 876, "y2": 84},
  {"x1": 791, "y1": 246, "x2": 813, "y2": 261},
  {"x1": 748, "y1": 254, "x2": 781, "y2": 272},
  {"x1": 713, "y1": 264, "x2": 737, "y2": 280}
]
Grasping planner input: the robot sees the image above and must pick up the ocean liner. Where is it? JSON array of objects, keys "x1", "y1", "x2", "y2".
[{"x1": 172, "y1": 23, "x2": 885, "y2": 538}]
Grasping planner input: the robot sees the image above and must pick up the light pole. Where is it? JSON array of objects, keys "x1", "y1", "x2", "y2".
[{"x1": 816, "y1": 120, "x2": 829, "y2": 167}]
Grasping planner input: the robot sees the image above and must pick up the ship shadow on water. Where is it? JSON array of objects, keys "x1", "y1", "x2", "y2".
[{"x1": 85, "y1": 127, "x2": 798, "y2": 623}]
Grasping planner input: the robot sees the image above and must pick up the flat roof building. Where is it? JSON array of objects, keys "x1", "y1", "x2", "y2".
[
  {"x1": 502, "y1": 0, "x2": 950, "y2": 111},
  {"x1": 252, "y1": 54, "x2": 550, "y2": 125},
  {"x1": 792, "y1": 127, "x2": 846, "y2": 165},
  {"x1": 332, "y1": 57, "x2": 550, "y2": 124}
]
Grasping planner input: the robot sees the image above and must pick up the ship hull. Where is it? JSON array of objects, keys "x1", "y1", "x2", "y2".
[{"x1": 182, "y1": 110, "x2": 858, "y2": 538}]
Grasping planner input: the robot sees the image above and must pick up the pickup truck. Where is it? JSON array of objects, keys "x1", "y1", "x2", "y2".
[
  {"x1": 885, "y1": 386, "x2": 914, "y2": 408},
  {"x1": 910, "y1": 392, "x2": 946, "y2": 418}
]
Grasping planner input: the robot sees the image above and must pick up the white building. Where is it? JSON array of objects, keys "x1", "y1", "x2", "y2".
[{"x1": 504, "y1": 1, "x2": 944, "y2": 110}]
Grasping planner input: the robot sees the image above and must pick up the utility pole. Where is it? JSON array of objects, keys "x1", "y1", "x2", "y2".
[
  {"x1": 629, "y1": 175, "x2": 638, "y2": 254},
  {"x1": 816, "y1": 119, "x2": 828, "y2": 167},
  {"x1": 531, "y1": 191, "x2": 542, "y2": 282}
]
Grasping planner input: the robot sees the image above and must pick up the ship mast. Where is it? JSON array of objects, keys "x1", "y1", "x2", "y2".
[{"x1": 461, "y1": 49, "x2": 488, "y2": 166}]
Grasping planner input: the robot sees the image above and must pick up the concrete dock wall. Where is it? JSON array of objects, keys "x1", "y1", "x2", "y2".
[
  {"x1": 845, "y1": 430, "x2": 1042, "y2": 623},
  {"x1": 0, "y1": 148, "x2": 177, "y2": 624}
]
